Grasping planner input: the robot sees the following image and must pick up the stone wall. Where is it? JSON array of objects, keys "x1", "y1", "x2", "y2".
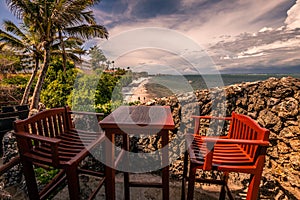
[
  {"x1": 143, "y1": 76, "x2": 300, "y2": 199},
  {"x1": 1, "y1": 76, "x2": 299, "y2": 199}
]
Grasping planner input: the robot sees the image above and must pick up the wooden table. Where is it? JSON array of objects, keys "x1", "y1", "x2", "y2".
[{"x1": 99, "y1": 105, "x2": 175, "y2": 200}]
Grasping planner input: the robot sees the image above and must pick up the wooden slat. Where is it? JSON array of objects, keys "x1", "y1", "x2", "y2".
[{"x1": 48, "y1": 116, "x2": 54, "y2": 137}]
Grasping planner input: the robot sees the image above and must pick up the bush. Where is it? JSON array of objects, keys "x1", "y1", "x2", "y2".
[
  {"x1": 40, "y1": 60, "x2": 77, "y2": 108},
  {"x1": 2, "y1": 74, "x2": 30, "y2": 88},
  {"x1": 68, "y1": 70, "x2": 124, "y2": 112}
]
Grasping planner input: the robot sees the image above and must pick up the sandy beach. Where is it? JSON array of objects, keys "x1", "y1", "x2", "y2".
[{"x1": 126, "y1": 77, "x2": 152, "y2": 103}]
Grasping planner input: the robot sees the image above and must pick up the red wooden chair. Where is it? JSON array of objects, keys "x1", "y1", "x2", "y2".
[
  {"x1": 14, "y1": 106, "x2": 105, "y2": 200},
  {"x1": 181, "y1": 112, "x2": 270, "y2": 200}
]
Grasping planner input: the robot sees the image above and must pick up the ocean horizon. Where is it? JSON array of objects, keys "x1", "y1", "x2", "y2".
[{"x1": 122, "y1": 73, "x2": 300, "y2": 101}]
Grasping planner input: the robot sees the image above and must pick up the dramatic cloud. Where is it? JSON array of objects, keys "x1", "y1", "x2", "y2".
[
  {"x1": 1, "y1": 0, "x2": 299, "y2": 74},
  {"x1": 285, "y1": 0, "x2": 300, "y2": 29},
  {"x1": 209, "y1": 0, "x2": 300, "y2": 73}
]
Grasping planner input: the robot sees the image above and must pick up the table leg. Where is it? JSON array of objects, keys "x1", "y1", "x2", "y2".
[
  {"x1": 105, "y1": 131, "x2": 115, "y2": 200},
  {"x1": 162, "y1": 130, "x2": 169, "y2": 200}
]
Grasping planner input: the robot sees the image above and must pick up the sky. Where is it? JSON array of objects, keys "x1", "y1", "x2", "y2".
[{"x1": 1, "y1": 0, "x2": 300, "y2": 74}]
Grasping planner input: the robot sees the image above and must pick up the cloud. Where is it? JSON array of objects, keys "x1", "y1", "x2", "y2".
[
  {"x1": 92, "y1": 0, "x2": 299, "y2": 73},
  {"x1": 285, "y1": 0, "x2": 300, "y2": 29},
  {"x1": 210, "y1": 27, "x2": 300, "y2": 73}
]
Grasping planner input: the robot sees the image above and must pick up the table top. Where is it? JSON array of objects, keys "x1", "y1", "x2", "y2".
[{"x1": 99, "y1": 105, "x2": 175, "y2": 130}]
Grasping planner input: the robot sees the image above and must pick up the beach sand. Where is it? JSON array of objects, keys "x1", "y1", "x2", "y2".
[{"x1": 128, "y1": 78, "x2": 152, "y2": 103}]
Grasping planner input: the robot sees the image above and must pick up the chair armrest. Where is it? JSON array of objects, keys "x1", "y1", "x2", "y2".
[
  {"x1": 192, "y1": 135, "x2": 269, "y2": 171},
  {"x1": 14, "y1": 131, "x2": 61, "y2": 144},
  {"x1": 14, "y1": 131, "x2": 62, "y2": 167},
  {"x1": 191, "y1": 115, "x2": 232, "y2": 121},
  {"x1": 200, "y1": 136, "x2": 269, "y2": 146}
]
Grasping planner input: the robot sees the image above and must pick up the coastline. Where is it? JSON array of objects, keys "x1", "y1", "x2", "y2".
[
  {"x1": 125, "y1": 74, "x2": 300, "y2": 102},
  {"x1": 123, "y1": 77, "x2": 153, "y2": 103}
]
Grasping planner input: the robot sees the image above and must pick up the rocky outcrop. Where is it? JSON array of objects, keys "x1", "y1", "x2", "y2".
[
  {"x1": 143, "y1": 76, "x2": 300, "y2": 199},
  {"x1": 1, "y1": 76, "x2": 299, "y2": 199}
]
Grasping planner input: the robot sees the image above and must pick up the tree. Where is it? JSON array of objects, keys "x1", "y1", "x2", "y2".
[
  {"x1": 6, "y1": 0, "x2": 108, "y2": 109},
  {"x1": 0, "y1": 20, "x2": 87, "y2": 105},
  {"x1": 0, "y1": 45, "x2": 20, "y2": 77},
  {"x1": 0, "y1": 20, "x2": 43, "y2": 105},
  {"x1": 89, "y1": 45, "x2": 107, "y2": 70},
  {"x1": 41, "y1": 59, "x2": 77, "y2": 108}
]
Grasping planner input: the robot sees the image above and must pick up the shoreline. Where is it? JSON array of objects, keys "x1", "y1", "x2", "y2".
[
  {"x1": 123, "y1": 77, "x2": 155, "y2": 103},
  {"x1": 127, "y1": 77, "x2": 152, "y2": 103}
]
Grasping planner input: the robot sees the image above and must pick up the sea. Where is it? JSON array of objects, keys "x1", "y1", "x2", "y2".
[
  {"x1": 152, "y1": 74, "x2": 300, "y2": 90},
  {"x1": 123, "y1": 74, "x2": 300, "y2": 101}
]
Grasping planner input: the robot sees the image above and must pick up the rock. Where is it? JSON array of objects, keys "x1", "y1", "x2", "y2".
[
  {"x1": 290, "y1": 140, "x2": 300, "y2": 152},
  {"x1": 257, "y1": 110, "x2": 281, "y2": 129},
  {"x1": 277, "y1": 142, "x2": 290, "y2": 154},
  {"x1": 3, "y1": 76, "x2": 300, "y2": 199},
  {"x1": 267, "y1": 97, "x2": 280, "y2": 107},
  {"x1": 272, "y1": 97, "x2": 299, "y2": 118},
  {"x1": 280, "y1": 126, "x2": 300, "y2": 138}
]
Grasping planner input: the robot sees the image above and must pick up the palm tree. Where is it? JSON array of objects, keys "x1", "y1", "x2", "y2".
[
  {"x1": 6, "y1": 0, "x2": 108, "y2": 109},
  {"x1": 0, "y1": 44, "x2": 20, "y2": 77},
  {"x1": 51, "y1": 36, "x2": 86, "y2": 70},
  {"x1": 0, "y1": 20, "x2": 43, "y2": 105},
  {"x1": 0, "y1": 19, "x2": 88, "y2": 105}
]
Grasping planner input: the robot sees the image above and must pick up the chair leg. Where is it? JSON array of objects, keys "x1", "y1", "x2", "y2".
[
  {"x1": 65, "y1": 165, "x2": 80, "y2": 200},
  {"x1": 21, "y1": 159, "x2": 40, "y2": 200},
  {"x1": 246, "y1": 173, "x2": 262, "y2": 200},
  {"x1": 181, "y1": 151, "x2": 188, "y2": 200},
  {"x1": 219, "y1": 172, "x2": 229, "y2": 200},
  {"x1": 187, "y1": 164, "x2": 197, "y2": 200}
]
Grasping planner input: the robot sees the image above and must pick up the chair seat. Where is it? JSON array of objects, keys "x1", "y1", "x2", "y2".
[
  {"x1": 187, "y1": 134, "x2": 254, "y2": 166},
  {"x1": 24, "y1": 131, "x2": 103, "y2": 166}
]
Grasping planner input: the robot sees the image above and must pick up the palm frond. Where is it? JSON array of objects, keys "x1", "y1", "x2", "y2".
[
  {"x1": 64, "y1": 24, "x2": 108, "y2": 39},
  {"x1": 0, "y1": 30, "x2": 25, "y2": 49},
  {"x1": 3, "y1": 20, "x2": 28, "y2": 41},
  {"x1": 81, "y1": 11, "x2": 96, "y2": 25},
  {"x1": 6, "y1": 0, "x2": 37, "y2": 20}
]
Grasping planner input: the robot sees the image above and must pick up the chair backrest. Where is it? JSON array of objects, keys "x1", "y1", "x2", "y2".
[
  {"x1": 0, "y1": 116, "x2": 17, "y2": 133},
  {"x1": 15, "y1": 105, "x2": 29, "y2": 111},
  {"x1": 228, "y1": 112, "x2": 270, "y2": 160},
  {"x1": 14, "y1": 107, "x2": 70, "y2": 138},
  {"x1": 1, "y1": 106, "x2": 15, "y2": 113}
]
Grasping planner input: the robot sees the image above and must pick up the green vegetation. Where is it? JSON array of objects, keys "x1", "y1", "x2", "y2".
[
  {"x1": 40, "y1": 59, "x2": 78, "y2": 108},
  {"x1": 2, "y1": 74, "x2": 29, "y2": 87},
  {"x1": 34, "y1": 167, "x2": 60, "y2": 185},
  {"x1": 69, "y1": 68, "x2": 131, "y2": 115},
  {"x1": 89, "y1": 46, "x2": 107, "y2": 70},
  {"x1": 1, "y1": 0, "x2": 108, "y2": 109},
  {"x1": 0, "y1": 47, "x2": 21, "y2": 77}
]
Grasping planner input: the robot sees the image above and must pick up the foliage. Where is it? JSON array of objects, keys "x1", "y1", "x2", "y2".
[
  {"x1": 40, "y1": 60, "x2": 78, "y2": 108},
  {"x1": 95, "y1": 73, "x2": 122, "y2": 104},
  {"x1": 5, "y1": 0, "x2": 108, "y2": 109},
  {"x1": 89, "y1": 45, "x2": 107, "y2": 70},
  {"x1": 94, "y1": 102, "x2": 121, "y2": 116},
  {"x1": 39, "y1": 57, "x2": 136, "y2": 115},
  {"x1": 68, "y1": 70, "x2": 123, "y2": 112},
  {"x1": 2, "y1": 74, "x2": 30, "y2": 87},
  {"x1": 0, "y1": 48, "x2": 20, "y2": 74},
  {"x1": 34, "y1": 167, "x2": 60, "y2": 185}
]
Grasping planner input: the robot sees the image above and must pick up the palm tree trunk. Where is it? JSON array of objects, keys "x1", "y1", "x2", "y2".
[
  {"x1": 21, "y1": 57, "x2": 39, "y2": 105},
  {"x1": 30, "y1": 45, "x2": 51, "y2": 110},
  {"x1": 59, "y1": 30, "x2": 67, "y2": 75}
]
